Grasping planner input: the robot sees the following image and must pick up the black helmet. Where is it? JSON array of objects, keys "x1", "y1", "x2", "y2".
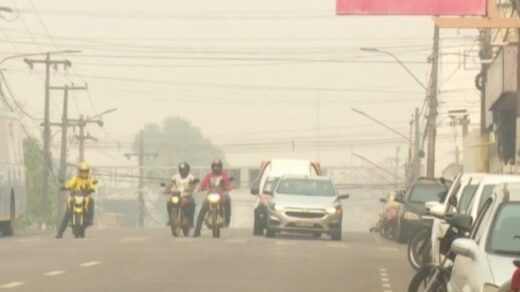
[
  {"x1": 178, "y1": 161, "x2": 190, "y2": 178},
  {"x1": 211, "y1": 159, "x2": 223, "y2": 173}
]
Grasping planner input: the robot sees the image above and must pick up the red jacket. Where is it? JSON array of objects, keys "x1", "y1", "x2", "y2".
[
  {"x1": 199, "y1": 171, "x2": 232, "y2": 192},
  {"x1": 512, "y1": 266, "x2": 520, "y2": 291}
]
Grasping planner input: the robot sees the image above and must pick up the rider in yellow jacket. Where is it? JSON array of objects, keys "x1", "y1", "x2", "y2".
[{"x1": 55, "y1": 162, "x2": 96, "y2": 239}]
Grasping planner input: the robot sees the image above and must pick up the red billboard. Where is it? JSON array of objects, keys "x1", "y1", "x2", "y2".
[{"x1": 336, "y1": 0, "x2": 487, "y2": 16}]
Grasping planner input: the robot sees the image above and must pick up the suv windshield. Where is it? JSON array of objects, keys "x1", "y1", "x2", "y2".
[
  {"x1": 488, "y1": 203, "x2": 520, "y2": 256},
  {"x1": 276, "y1": 178, "x2": 335, "y2": 197},
  {"x1": 408, "y1": 183, "x2": 447, "y2": 204}
]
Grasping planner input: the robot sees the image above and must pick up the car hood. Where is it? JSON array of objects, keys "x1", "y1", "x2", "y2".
[
  {"x1": 272, "y1": 194, "x2": 337, "y2": 209},
  {"x1": 487, "y1": 254, "x2": 517, "y2": 285}
]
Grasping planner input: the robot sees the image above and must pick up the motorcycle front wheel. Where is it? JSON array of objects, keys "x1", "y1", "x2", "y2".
[
  {"x1": 170, "y1": 208, "x2": 181, "y2": 237},
  {"x1": 210, "y1": 208, "x2": 220, "y2": 238},
  {"x1": 408, "y1": 266, "x2": 447, "y2": 292}
]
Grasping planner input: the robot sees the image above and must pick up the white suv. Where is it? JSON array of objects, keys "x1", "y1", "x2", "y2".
[{"x1": 447, "y1": 183, "x2": 520, "y2": 292}]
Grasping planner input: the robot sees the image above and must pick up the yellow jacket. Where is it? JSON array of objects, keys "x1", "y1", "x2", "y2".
[{"x1": 64, "y1": 176, "x2": 96, "y2": 192}]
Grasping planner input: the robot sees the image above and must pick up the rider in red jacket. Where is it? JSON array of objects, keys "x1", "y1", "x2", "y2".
[{"x1": 193, "y1": 159, "x2": 232, "y2": 237}]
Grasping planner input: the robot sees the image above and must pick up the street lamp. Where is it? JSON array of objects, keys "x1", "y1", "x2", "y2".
[
  {"x1": 351, "y1": 107, "x2": 410, "y2": 142},
  {"x1": 360, "y1": 47, "x2": 429, "y2": 92}
]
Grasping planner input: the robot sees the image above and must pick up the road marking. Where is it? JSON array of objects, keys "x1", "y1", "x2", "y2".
[
  {"x1": 121, "y1": 237, "x2": 149, "y2": 242},
  {"x1": 382, "y1": 283, "x2": 391, "y2": 288},
  {"x1": 377, "y1": 247, "x2": 399, "y2": 252},
  {"x1": 326, "y1": 243, "x2": 349, "y2": 248},
  {"x1": 275, "y1": 241, "x2": 297, "y2": 246},
  {"x1": 225, "y1": 239, "x2": 247, "y2": 244},
  {"x1": 0, "y1": 282, "x2": 25, "y2": 289},
  {"x1": 80, "y1": 261, "x2": 101, "y2": 268},
  {"x1": 379, "y1": 267, "x2": 392, "y2": 292},
  {"x1": 381, "y1": 277, "x2": 389, "y2": 282},
  {"x1": 45, "y1": 270, "x2": 65, "y2": 276}
]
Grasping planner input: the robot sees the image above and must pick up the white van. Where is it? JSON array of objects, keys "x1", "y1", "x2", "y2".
[{"x1": 250, "y1": 159, "x2": 321, "y2": 236}]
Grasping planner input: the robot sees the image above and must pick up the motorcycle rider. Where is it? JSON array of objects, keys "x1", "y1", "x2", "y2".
[
  {"x1": 55, "y1": 162, "x2": 96, "y2": 239},
  {"x1": 193, "y1": 159, "x2": 232, "y2": 237},
  {"x1": 163, "y1": 162, "x2": 197, "y2": 226}
]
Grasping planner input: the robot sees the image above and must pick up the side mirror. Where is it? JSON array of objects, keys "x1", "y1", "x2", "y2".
[
  {"x1": 251, "y1": 188, "x2": 259, "y2": 195},
  {"x1": 338, "y1": 194, "x2": 350, "y2": 200},
  {"x1": 92, "y1": 180, "x2": 98, "y2": 185},
  {"x1": 451, "y1": 214, "x2": 473, "y2": 233},
  {"x1": 160, "y1": 182, "x2": 166, "y2": 187},
  {"x1": 429, "y1": 204, "x2": 446, "y2": 218},
  {"x1": 394, "y1": 196, "x2": 404, "y2": 203},
  {"x1": 379, "y1": 198, "x2": 388, "y2": 203},
  {"x1": 425, "y1": 201, "x2": 440, "y2": 211},
  {"x1": 451, "y1": 238, "x2": 477, "y2": 259}
]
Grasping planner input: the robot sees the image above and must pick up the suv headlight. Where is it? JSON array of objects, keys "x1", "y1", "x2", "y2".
[
  {"x1": 274, "y1": 204, "x2": 284, "y2": 212},
  {"x1": 326, "y1": 207, "x2": 339, "y2": 215},
  {"x1": 403, "y1": 211, "x2": 420, "y2": 221},
  {"x1": 482, "y1": 283, "x2": 499, "y2": 292}
]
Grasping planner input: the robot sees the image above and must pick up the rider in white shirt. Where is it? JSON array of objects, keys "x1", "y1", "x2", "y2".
[{"x1": 164, "y1": 162, "x2": 197, "y2": 226}]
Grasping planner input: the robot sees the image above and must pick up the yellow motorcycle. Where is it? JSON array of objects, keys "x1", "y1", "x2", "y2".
[{"x1": 66, "y1": 185, "x2": 95, "y2": 239}]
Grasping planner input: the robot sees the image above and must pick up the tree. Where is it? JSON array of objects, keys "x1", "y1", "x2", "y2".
[
  {"x1": 22, "y1": 137, "x2": 59, "y2": 226},
  {"x1": 134, "y1": 117, "x2": 226, "y2": 168}
]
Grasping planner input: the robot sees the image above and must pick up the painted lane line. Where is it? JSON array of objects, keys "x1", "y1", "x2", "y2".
[
  {"x1": 381, "y1": 277, "x2": 389, "y2": 282},
  {"x1": 326, "y1": 243, "x2": 349, "y2": 248},
  {"x1": 45, "y1": 270, "x2": 65, "y2": 276},
  {"x1": 225, "y1": 239, "x2": 247, "y2": 243},
  {"x1": 380, "y1": 272, "x2": 388, "y2": 277},
  {"x1": 382, "y1": 283, "x2": 392, "y2": 288},
  {"x1": 0, "y1": 282, "x2": 25, "y2": 289},
  {"x1": 379, "y1": 268, "x2": 387, "y2": 272},
  {"x1": 275, "y1": 241, "x2": 297, "y2": 246},
  {"x1": 80, "y1": 261, "x2": 101, "y2": 268},
  {"x1": 121, "y1": 237, "x2": 149, "y2": 242},
  {"x1": 378, "y1": 247, "x2": 399, "y2": 252}
]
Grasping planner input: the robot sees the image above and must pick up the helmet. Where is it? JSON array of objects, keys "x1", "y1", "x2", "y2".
[
  {"x1": 178, "y1": 161, "x2": 190, "y2": 178},
  {"x1": 211, "y1": 159, "x2": 223, "y2": 174},
  {"x1": 78, "y1": 161, "x2": 90, "y2": 178}
]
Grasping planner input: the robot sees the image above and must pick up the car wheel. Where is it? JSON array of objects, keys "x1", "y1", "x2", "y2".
[
  {"x1": 265, "y1": 227, "x2": 275, "y2": 238},
  {"x1": 253, "y1": 212, "x2": 264, "y2": 236},
  {"x1": 331, "y1": 231, "x2": 342, "y2": 241}
]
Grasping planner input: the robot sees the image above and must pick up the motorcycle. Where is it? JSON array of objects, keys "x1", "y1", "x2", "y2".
[
  {"x1": 407, "y1": 213, "x2": 472, "y2": 292},
  {"x1": 161, "y1": 179, "x2": 198, "y2": 237},
  {"x1": 204, "y1": 177, "x2": 231, "y2": 238},
  {"x1": 369, "y1": 196, "x2": 398, "y2": 240},
  {"x1": 66, "y1": 185, "x2": 95, "y2": 239}
]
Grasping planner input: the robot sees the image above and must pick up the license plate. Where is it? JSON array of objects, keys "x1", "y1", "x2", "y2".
[{"x1": 295, "y1": 222, "x2": 313, "y2": 227}]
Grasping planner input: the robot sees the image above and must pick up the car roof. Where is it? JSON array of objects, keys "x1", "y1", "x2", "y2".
[
  {"x1": 279, "y1": 175, "x2": 331, "y2": 181},
  {"x1": 478, "y1": 175, "x2": 520, "y2": 184}
]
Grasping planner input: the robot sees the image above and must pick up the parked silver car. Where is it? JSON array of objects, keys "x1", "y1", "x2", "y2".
[
  {"x1": 447, "y1": 182, "x2": 520, "y2": 292},
  {"x1": 264, "y1": 176, "x2": 349, "y2": 241}
]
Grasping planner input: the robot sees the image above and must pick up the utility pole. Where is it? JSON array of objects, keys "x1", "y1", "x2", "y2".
[
  {"x1": 395, "y1": 147, "x2": 400, "y2": 188},
  {"x1": 426, "y1": 26, "x2": 440, "y2": 178},
  {"x1": 414, "y1": 107, "x2": 421, "y2": 181},
  {"x1": 72, "y1": 115, "x2": 103, "y2": 162},
  {"x1": 125, "y1": 131, "x2": 158, "y2": 229},
  {"x1": 24, "y1": 53, "x2": 74, "y2": 223},
  {"x1": 48, "y1": 84, "x2": 88, "y2": 218},
  {"x1": 479, "y1": 29, "x2": 492, "y2": 134}
]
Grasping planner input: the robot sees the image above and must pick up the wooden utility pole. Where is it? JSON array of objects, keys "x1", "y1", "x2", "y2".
[
  {"x1": 47, "y1": 84, "x2": 88, "y2": 218},
  {"x1": 125, "y1": 131, "x2": 158, "y2": 229},
  {"x1": 414, "y1": 107, "x2": 421, "y2": 181},
  {"x1": 24, "y1": 54, "x2": 73, "y2": 223},
  {"x1": 426, "y1": 26, "x2": 440, "y2": 178}
]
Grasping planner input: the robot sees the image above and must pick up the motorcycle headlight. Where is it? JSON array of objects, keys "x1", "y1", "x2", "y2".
[
  {"x1": 207, "y1": 193, "x2": 221, "y2": 203},
  {"x1": 403, "y1": 211, "x2": 420, "y2": 221},
  {"x1": 326, "y1": 207, "x2": 338, "y2": 215},
  {"x1": 171, "y1": 196, "x2": 180, "y2": 204},
  {"x1": 274, "y1": 204, "x2": 285, "y2": 212},
  {"x1": 74, "y1": 196, "x2": 84, "y2": 204}
]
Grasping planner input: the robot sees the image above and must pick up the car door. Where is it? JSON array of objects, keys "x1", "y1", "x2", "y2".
[{"x1": 450, "y1": 197, "x2": 495, "y2": 292}]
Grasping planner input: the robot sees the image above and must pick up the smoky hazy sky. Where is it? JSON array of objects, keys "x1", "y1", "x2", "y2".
[{"x1": 0, "y1": 0, "x2": 480, "y2": 172}]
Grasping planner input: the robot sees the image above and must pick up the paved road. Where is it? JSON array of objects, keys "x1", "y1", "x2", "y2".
[{"x1": 0, "y1": 229, "x2": 413, "y2": 292}]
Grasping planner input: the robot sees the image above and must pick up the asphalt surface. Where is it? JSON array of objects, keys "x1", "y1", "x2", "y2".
[{"x1": 0, "y1": 228, "x2": 414, "y2": 292}]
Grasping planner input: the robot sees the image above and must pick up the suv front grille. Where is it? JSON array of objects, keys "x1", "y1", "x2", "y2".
[{"x1": 285, "y1": 210, "x2": 325, "y2": 219}]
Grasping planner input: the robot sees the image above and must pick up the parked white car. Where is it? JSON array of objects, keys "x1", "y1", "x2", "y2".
[
  {"x1": 447, "y1": 182, "x2": 520, "y2": 292},
  {"x1": 429, "y1": 173, "x2": 486, "y2": 265}
]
